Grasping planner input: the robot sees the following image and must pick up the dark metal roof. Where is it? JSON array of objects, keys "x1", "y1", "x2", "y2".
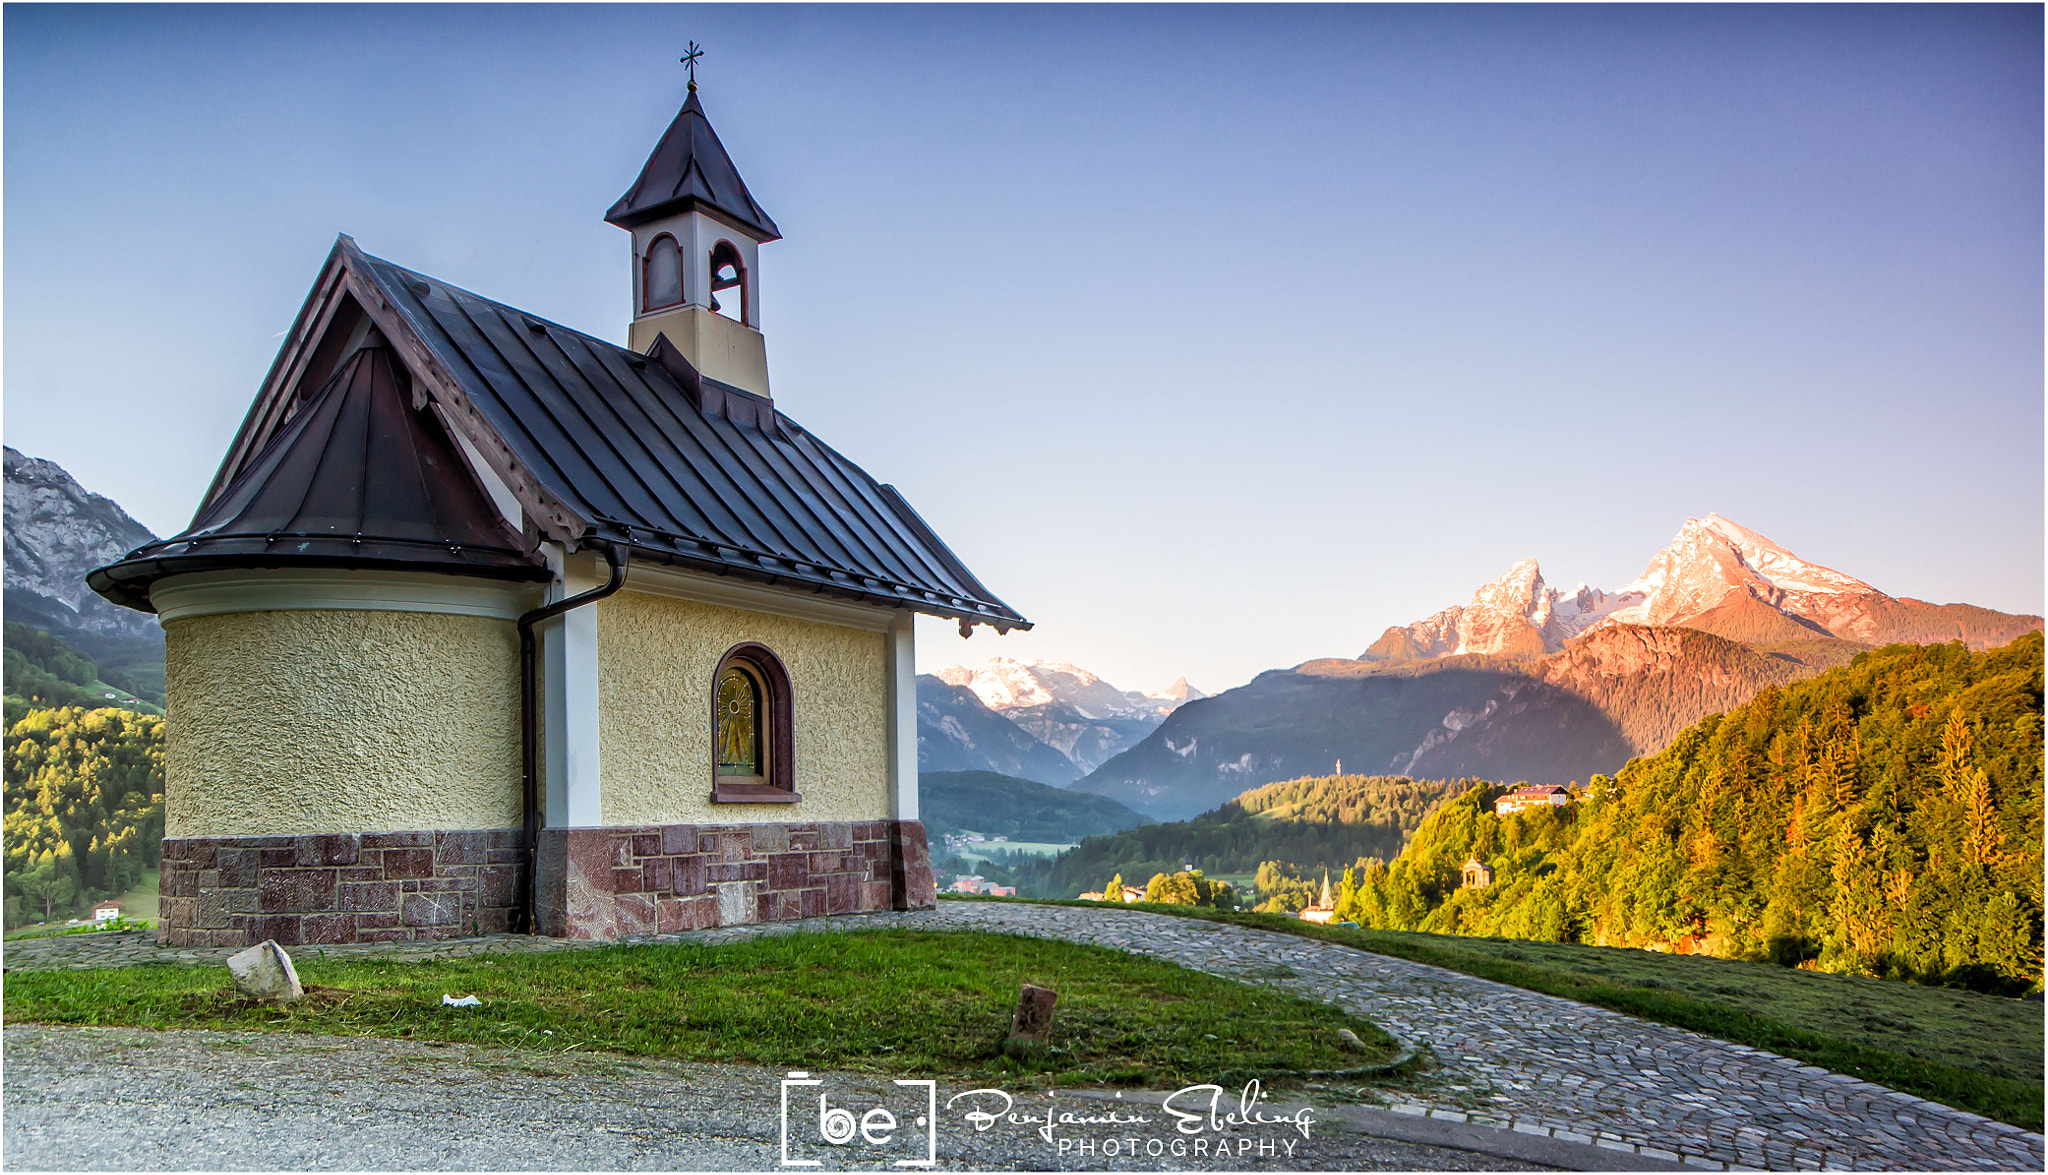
[
  {"x1": 605, "y1": 89, "x2": 781, "y2": 241},
  {"x1": 90, "y1": 345, "x2": 550, "y2": 612},
  {"x1": 93, "y1": 238, "x2": 1027, "y2": 631},
  {"x1": 356, "y1": 244, "x2": 1022, "y2": 629}
]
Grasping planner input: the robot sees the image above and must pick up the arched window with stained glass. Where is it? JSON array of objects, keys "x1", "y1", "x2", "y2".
[
  {"x1": 716, "y1": 665, "x2": 762, "y2": 779},
  {"x1": 710, "y1": 642, "x2": 796, "y2": 803}
]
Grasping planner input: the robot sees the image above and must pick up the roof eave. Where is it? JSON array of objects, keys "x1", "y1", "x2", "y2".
[
  {"x1": 610, "y1": 538, "x2": 1029, "y2": 632},
  {"x1": 88, "y1": 546, "x2": 553, "y2": 615},
  {"x1": 604, "y1": 194, "x2": 782, "y2": 243}
]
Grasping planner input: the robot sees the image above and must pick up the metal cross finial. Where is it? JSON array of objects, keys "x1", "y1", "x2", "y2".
[{"x1": 681, "y1": 41, "x2": 703, "y2": 90}]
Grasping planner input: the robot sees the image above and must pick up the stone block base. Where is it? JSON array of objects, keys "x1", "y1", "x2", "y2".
[
  {"x1": 157, "y1": 830, "x2": 525, "y2": 947},
  {"x1": 158, "y1": 821, "x2": 933, "y2": 946},
  {"x1": 535, "y1": 819, "x2": 935, "y2": 941}
]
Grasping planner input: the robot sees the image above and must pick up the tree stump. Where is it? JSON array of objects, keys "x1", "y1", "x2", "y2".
[{"x1": 1003, "y1": 983, "x2": 1057, "y2": 1058}]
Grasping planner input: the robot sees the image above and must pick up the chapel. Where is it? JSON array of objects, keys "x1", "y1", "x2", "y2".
[
  {"x1": 1461, "y1": 855, "x2": 1493, "y2": 890},
  {"x1": 90, "y1": 74, "x2": 1027, "y2": 947}
]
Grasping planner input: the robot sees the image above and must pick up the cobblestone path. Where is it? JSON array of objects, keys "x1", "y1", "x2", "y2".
[{"x1": 8, "y1": 903, "x2": 2040, "y2": 1171}]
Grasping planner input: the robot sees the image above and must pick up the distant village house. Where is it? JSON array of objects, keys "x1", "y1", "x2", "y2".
[
  {"x1": 1079, "y1": 885, "x2": 1147, "y2": 903},
  {"x1": 946, "y1": 876, "x2": 1014, "y2": 897},
  {"x1": 1495, "y1": 784, "x2": 1571, "y2": 816}
]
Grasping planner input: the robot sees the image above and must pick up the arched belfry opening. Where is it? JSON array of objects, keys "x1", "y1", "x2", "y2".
[{"x1": 709, "y1": 240, "x2": 747, "y2": 325}]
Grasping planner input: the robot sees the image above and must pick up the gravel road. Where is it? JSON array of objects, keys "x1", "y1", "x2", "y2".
[{"x1": 4, "y1": 1026, "x2": 1545, "y2": 1171}]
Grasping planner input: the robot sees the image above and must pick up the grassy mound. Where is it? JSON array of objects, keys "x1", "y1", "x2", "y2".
[{"x1": 3, "y1": 929, "x2": 1395, "y2": 1087}]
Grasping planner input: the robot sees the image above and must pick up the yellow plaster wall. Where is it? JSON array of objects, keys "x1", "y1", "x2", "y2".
[
  {"x1": 595, "y1": 590, "x2": 888, "y2": 825},
  {"x1": 628, "y1": 305, "x2": 770, "y2": 397},
  {"x1": 163, "y1": 610, "x2": 521, "y2": 836}
]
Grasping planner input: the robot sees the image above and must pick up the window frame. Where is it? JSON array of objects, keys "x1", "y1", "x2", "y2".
[
  {"x1": 710, "y1": 641, "x2": 797, "y2": 803},
  {"x1": 642, "y1": 233, "x2": 685, "y2": 313}
]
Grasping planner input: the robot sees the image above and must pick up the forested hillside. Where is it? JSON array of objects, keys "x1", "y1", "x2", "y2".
[
  {"x1": 3, "y1": 622, "x2": 162, "y2": 718},
  {"x1": 1337, "y1": 636, "x2": 2043, "y2": 993},
  {"x1": 1536, "y1": 625, "x2": 1816, "y2": 753},
  {"x1": 2, "y1": 706, "x2": 166, "y2": 926},
  {"x1": 920, "y1": 770, "x2": 1151, "y2": 843},
  {"x1": 1042, "y1": 774, "x2": 1471, "y2": 897}
]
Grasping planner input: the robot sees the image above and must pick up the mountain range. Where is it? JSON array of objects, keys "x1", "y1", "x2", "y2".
[
  {"x1": 1363, "y1": 514, "x2": 2035, "y2": 661},
  {"x1": 7, "y1": 453, "x2": 2036, "y2": 827},
  {"x1": 3, "y1": 448, "x2": 167, "y2": 706},
  {"x1": 1073, "y1": 514, "x2": 2040, "y2": 819},
  {"x1": 921, "y1": 658, "x2": 1205, "y2": 778}
]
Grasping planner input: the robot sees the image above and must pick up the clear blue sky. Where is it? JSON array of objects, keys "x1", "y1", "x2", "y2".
[{"x1": 7, "y1": 4, "x2": 2041, "y2": 693}]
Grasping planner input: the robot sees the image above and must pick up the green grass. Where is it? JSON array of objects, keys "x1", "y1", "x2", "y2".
[
  {"x1": 4, "y1": 929, "x2": 1395, "y2": 1087},
  {"x1": 107, "y1": 868, "x2": 161, "y2": 922},
  {"x1": 3, "y1": 915, "x2": 155, "y2": 941},
  {"x1": 951, "y1": 897, "x2": 2046, "y2": 1132}
]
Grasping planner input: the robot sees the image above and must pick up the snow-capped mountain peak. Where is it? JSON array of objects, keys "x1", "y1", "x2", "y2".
[
  {"x1": 932, "y1": 657, "x2": 1199, "y2": 722},
  {"x1": 1695, "y1": 513, "x2": 1874, "y2": 596},
  {"x1": 1147, "y1": 676, "x2": 1207, "y2": 705},
  {"x1": 1360, "y1": 512, "x2": 2031, "y2": 664},
  {"x1": 1601, "y1": 514, "x2": 1882, "y2": 633}
]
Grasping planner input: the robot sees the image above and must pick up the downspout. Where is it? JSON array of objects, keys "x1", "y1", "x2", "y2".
[{"x1": 519, "y1": 541, "x2": 629, "y2": 934}]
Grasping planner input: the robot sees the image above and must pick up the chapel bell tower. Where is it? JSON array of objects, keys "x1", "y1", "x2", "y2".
[{"x1": 606, "y1": 67, "x2": 781, "y2": 398}]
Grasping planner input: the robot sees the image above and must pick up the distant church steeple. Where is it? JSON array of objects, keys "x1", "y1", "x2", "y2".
[{"x1": 607, "y1": 56, "x2": 780, "y2": 396}]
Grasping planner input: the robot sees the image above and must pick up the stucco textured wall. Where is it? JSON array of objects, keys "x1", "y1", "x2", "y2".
[
  {"x1": 164, "y1": 610, "x2": 521, "y2": 837},
  {"x1": 595, "y1": 590, "x2": 889, "y2": 825}
]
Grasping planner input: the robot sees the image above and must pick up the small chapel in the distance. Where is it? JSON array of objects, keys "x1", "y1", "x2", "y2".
[{"x1": 91, "y1": 69, "x2": 1028, "y2": 947}]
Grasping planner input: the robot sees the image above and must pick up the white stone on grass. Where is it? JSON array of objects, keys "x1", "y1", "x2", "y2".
[{"x1": 226, "y1": 940, "x2": 302, "y2": 1002}]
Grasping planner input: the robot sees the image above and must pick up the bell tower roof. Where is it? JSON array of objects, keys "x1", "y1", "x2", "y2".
[{"x1": 605, "y1": 88, "x2": 781, "y2": 242}]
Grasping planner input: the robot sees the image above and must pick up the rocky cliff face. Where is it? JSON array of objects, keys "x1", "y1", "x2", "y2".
[
  {"x1": 915, "y1": 675, "x2": 1080, "y2": 785},
  {"x1": 1362, "y1": 558, "x2": 1632, "y2": 663},
  {"x1": 4, "y1": 447, "x2": 162, "y2": 640}
]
